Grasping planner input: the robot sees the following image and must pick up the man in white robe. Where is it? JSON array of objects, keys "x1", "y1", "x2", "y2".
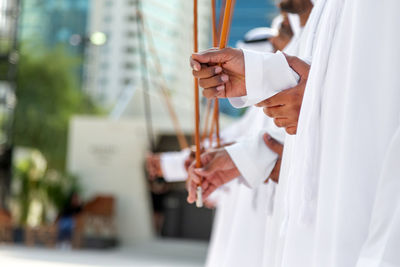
[
  {"x1": 188, "y1": 2, "x2": 314, "y2": 267},
  {"x1": 191, "y1": 1, "x2": 400, "y2": 267},
  {"x1": 148, "y1": 27, "x2": 290, "y2": 267},
  {"x1": 264, "y1": 2, "x2": 400, "y2": 266}
]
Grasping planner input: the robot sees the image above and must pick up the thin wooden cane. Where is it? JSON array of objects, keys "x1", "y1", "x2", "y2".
[
  {"x1": 193, "y1": 0, "x2": 203, "y2": 207},
  {"x1": 138, "y1": 10, "x2": 189, "y2": 149},
  {"x1": 213, "y1": 0, "x2": 235, "y2": 148},
  {"x1": 204, "y1": 0, "x2": 219, "y2": 146}
]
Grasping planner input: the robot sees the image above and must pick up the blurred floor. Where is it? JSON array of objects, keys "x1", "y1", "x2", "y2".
[{"x1": 0, "y1": 239, "x2": 208, "y2": 267}]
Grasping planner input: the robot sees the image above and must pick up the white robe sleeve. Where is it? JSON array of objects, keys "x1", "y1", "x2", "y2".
[
  {"x1": 160, "y1": 149, "x2": 190, "y2": 182},
  {"x1": 228, "y1": 50, "x2": 299, "y2": 108},
  {"x1": 225, "y1": 131, "x2": 280, "y2": 188},
  {"x1": 355, "y1": 126, "x2": 400, "y2": 267}
]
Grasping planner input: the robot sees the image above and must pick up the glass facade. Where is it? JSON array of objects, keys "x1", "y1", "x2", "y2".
[{"x1": 18, "y1": 0, "x2": 89, "y2": 55}]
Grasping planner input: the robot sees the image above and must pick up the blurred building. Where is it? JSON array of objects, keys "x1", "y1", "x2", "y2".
[
  {"x1": 84, "y1": 0, "x2": 210, "y2": 119},
  {"x1": 0, "y1": 0, "x2": 19, "y2": 208},
  {"x1": 18, "y1": 0, "x2": 89, "y2": 57}
]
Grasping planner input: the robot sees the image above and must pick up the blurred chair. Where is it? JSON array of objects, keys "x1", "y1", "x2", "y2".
[
  {"x1": 73, "y1": 195, "x2": 117, "y2": 249},
  {"x1": 25, "y1": 224, "x2": 58, "y2": 248},
  {"x1": 0, "y1": 209, "x2": 12, "y2": 243}
]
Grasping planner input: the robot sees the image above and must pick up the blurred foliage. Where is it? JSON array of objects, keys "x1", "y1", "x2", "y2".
[
  {"x1": 0, "y1": 39, "x2": 12, "y2": 55},
  {"x1": 10, "y1": 149, "x2": 80, "y2": 226},
  {"x1": 13, "y1": 44, "x2": 102, "y2": 171}
]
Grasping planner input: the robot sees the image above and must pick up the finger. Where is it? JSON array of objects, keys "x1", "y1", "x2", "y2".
[
  {"x1": 188, "y1": 162, "x2": 202, "y2": 184},
  {"x1": 263, "y1": 133, "x2": 284, "y2": 155},
  {"x1": 191, "y1": 171, "x2": 202, "y2": 184},
  {"x1": 193, "y1": 65, "x2": 223, "y2": 79},
  {"x1": 286, "y1": 126, "x2": 297, "y2": 135},
  {"x1": 195, "y1": 155, "x2": 222, "y2": 177},
  {"x1": 263, "y1": 106, "x2": 288, "y2": 118},
  {"x1": 202, "y1": 86, "x2": 226, "y2": 98},
  {"x1": 187, "y1": 179, "x2": 198, "y2": 203},
  {"x1": 190, "y1": 57, "x2": 202, "y2": 71},
  {"x1": 207, "y1": 173, "x2": 226, "y2": 188},
  {"x1": 269, "y1": 158, "x2": 282, "y2": 183},
  {"x1": 256, "y1": 90, "x2": 292, "y2": 108},
  {"x1": 274, "y1": 118, "x2": 297, "y2": 128},
  {"x1": 191, "y1": 48, "x2": 233, "y2": 65},
  {"x1": 201, "y1": 179, "x2": 210, "y2": 190},
  {"x1": 199, "y1": 74, "x2": 229, "y2": 89},
  {"x1": 200, "y1": 150, "x2": 217, "y2": 164}
]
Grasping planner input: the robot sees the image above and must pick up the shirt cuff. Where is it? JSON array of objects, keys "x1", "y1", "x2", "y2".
[
  {"x1": 229, "y1": 50, "x2": 300, "y2": 108},
  {"x1": 225, "y1": 132, "x2": 279, "y2": 188},
  {"x1": 160, "y1": 149, "x2": 190, "y2": 182}
]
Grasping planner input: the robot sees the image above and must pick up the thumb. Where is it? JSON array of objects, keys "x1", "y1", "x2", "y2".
[
  {"x1": 263, "y1": 133, "x2": 283, "y2": 156},
  {"x1": 192, "y1": 48, "x2": 232, "y2": 65},
  {"x1": 194, "y1": 157, "x2": 219, "y2": 177},
  {"x1": 283, "y1": 53, "x2": 310, "y2": 79}
]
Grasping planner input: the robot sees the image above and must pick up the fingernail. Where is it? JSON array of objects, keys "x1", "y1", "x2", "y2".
[
  {"x1": 194, "y1": 64, "x2": 200, "y2": 71},
  {"x1": 221, "y1": 75, "x2": 229, "y2": 82},
  {"x1": 215, "y1": 66, "x2": 222, "y2": 74},
  {"x1": 267, "y1": 135, "x2": 272, "y2": 140},
  {"x1": 216, "y1": 85, "x2": 225, "y2": 92}
]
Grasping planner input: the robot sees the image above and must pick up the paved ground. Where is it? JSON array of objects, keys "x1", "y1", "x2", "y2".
[{"x1": 0, "y1": 239, "x2": 208, "y2": 267}]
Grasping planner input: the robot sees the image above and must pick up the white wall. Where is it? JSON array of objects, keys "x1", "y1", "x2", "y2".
[{"x1": 67, "y1": 116, "x2": 154, "y2": 245}]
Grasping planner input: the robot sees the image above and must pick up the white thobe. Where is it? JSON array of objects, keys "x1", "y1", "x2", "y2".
[
  {"x1": 206, "y1": 106, "x2": 285, "y2": 267},
  {"x1": 205, "y1": 180, "x2": 240, "y2": 267},
  {"x1": 279, "y1": 1, "x2": 400, "y2": 267},
  {"x1": 305, "y1": 1, "x2": 400, "y2": 266},
  {"x1": 226, "y1": 17, "x2": 315, "y2": 267},
  {"x1": 356, "y1": 125, "x2": 400, "y2": 267},
  {"x1": 207, "y1": 30, "x2": 293, "y2": 266},
  {"x1": 160, "y1": 149, "x2": 190, "y2": 182},
  {"x1": 215, "y1": 107, "x2": 285, "y2": 267}
]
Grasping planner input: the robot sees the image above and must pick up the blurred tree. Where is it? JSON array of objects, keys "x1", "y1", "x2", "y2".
[{"x1": 13, "y1": 45, "x2": 101, "y2": 171}]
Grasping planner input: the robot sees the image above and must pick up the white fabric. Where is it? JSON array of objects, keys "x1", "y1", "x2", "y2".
[
  {"x1": 205, "y1": 181, "x2": 240, "y2": 267},
  {"x1": 287, "y1": 0, "x2": 338, "y2": 226},
  {"x1": 261, "y1": 3, "x2": 325, "y2": 266},
  {"x1": 355, "y1": 126, "x2": 400, "y2": 267},
  {"x1": 243, "y1": 27, "x2": 277, "y2": 41},
  {"x1": 225, "y1": 107, "x2": 285, "y2": 188},
  {"x1": 229, "y1": 50, "x2": 299, "y2": 108},
  {"x1": 160, "y1": 149, "x2": 190, "y2": 182},
  {"x1": 288, "y1": 14, "x2": 301, "y2": 37},
  {"x1": 271, "y1": 14, "x2": 283, "y2": 31},
  {"x1": 221, "y1": 181, "x2": 277, "y2": 267},
  {"x1": 206, "y1": 36, "x2": 286, "y2": 267},
  {"x1": 281, "y1": 1, "x2": 400, "y2": 267},
  {"x1": 236, "y1": 40, "x2": 274, "y2": 56},
  {"x1": 216, "y1": 107, "x2": 284, "y2": 267}
]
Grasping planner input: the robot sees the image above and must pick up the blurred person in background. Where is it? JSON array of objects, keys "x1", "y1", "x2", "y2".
[
  {"x1": 57, "y1": 191, "x2": 83, "y2": 247},
  {"x1": 270, "y1": 12, "x2": 294, "y2": 52}
]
